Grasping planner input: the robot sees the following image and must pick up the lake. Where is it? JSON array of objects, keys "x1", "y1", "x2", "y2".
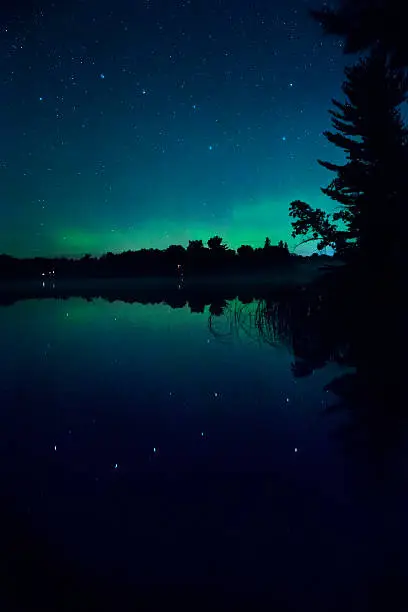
[{"x1": 0, "y1": 291, "x2": 407, "y2": 610}]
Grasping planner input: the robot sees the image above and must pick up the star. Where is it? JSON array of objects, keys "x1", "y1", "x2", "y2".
[{"x1": 0, "y1": 0, "x2": 352, "y2": 259}]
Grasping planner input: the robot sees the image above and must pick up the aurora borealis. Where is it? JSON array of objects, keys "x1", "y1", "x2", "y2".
[{"x1": 0, "y1": 0, "x2": 349, "y2": 257}]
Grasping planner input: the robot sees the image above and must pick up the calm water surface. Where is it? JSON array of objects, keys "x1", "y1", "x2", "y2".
[{"x1": 0, "y1": 296, "x2": 407, "y2": 609}]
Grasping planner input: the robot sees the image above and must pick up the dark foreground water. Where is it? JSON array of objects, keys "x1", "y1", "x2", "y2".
[{"x1": 0, "y1": 294, "x2": 407, "y2": 610}]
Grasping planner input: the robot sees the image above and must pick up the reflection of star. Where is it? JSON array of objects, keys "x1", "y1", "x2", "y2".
[
  {"x1": 282, "y1": 136, "x2": 286, "y2": 141},
  {"x1": 100, "y1": 73, "x2": 105, "y2": 79},
  {"x1": 208, "y1": 145, "x2": 213, "y2": 150}
]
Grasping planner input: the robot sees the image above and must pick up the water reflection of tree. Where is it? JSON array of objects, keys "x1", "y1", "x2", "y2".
[
  {"x1": 208, "y1": 283, "x2": 350, "y2": 361},
  {"x1": 210, "y1": 267, "x2": 406, "y2": 465},
  {"x1": 208, "y1": 298, "x2": 295, "y2": 348}
]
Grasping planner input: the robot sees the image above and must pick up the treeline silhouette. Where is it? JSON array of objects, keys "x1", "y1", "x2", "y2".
[{"x1": 0, "y1": 237, "x2": 309, "y2": 281}]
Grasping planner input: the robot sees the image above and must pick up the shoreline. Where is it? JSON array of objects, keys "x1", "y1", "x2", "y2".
[
  {"x1": 0, "y1": 262, "x2": 343, "y2": 306},
  {"x1": 0, "y1": 261, "x2": 337, "y2": 292}
]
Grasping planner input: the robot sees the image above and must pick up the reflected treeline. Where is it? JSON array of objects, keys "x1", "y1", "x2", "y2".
[
  {"x1": 0, "y1": 274, "x2": 309, "y2": 309},
  {"x1": 241, "y1": 264, "x2": 406, "y2": 466},
  {"x1": 205, "y1": 268, "x2": 353, "y2": 361},
  {"x1": 1, "y1": 265, "x2": 405, "y2": 463},
  {"x1": 206, "y1": 263, "x2": 406, "y2": 466}
]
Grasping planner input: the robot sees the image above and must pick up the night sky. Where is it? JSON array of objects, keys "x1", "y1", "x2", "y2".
[{"x1": 0, "y1": 0, "x2": 349, "y2": 257}]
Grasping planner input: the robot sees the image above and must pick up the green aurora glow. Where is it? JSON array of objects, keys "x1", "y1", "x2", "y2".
[{"x1": 0, "y1": 0, "x2": 347, "y2": 258}]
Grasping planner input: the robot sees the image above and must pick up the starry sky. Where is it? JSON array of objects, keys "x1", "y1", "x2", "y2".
[{"x1": 0, "y1": 0, "x2": 349, "y2": 258}]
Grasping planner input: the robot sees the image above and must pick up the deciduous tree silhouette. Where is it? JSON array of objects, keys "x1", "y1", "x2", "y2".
[
  {"x1": 185, "y1": 240, "x2": 206, "y2": 274},
  {"x1": 207, "y1": 235, "x2": 228, "y2": 251},
  {"x1": 237, "y1": 244, "x2": 254, "y2": 257},
  {"x1": 186, "y1": 239, "x2": 205, "y2": 254},
  {"x1": 289, "y1": 200, "x2": 342, "y2": 251},
  {"x1": 166, "y1": 244, "x2": 186, "y2": 266}
]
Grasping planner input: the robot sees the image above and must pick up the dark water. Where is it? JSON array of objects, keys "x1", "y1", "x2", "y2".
[{"x1": 0, "y1": 294, "x2": 407, "y2": 610}]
